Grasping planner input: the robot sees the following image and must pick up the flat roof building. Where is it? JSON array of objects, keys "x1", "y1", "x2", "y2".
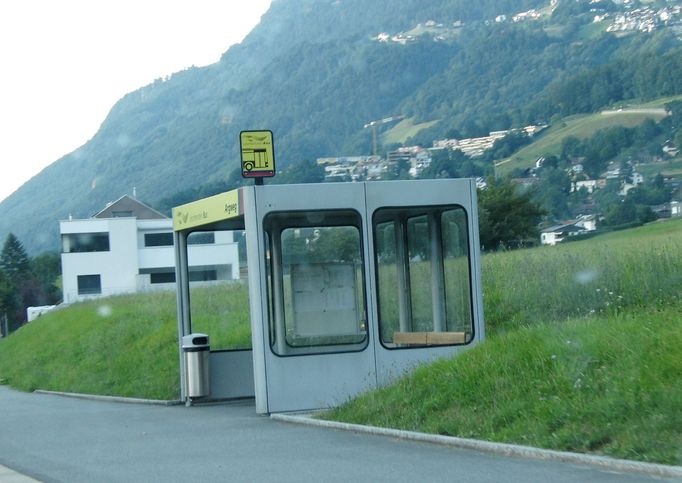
[{"x1": 60, "y1": 195, "x2": 239, "y2": 303}]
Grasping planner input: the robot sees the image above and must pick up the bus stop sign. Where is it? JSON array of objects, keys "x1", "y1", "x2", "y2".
[{"x1": 240, "y1": 130, "x2": 275, "y2": 178}]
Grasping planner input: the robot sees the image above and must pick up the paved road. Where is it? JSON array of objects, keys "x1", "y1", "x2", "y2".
[{"x1": 0, "y1": 387, "x2": 676, "y2": 482}]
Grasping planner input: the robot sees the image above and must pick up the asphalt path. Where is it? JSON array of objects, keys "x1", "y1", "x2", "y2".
[{"x1": 0, "y1": 387, "x2": 676, "y2": 482}]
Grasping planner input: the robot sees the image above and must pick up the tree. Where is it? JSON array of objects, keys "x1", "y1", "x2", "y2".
[
  {"x1": 603, "y1": 198, "x2": 655, "y2": 227},
  {"x1": 478, "y1": 177, "x2": 546, "y2": 251},
  {"x1": 664, "y1": 100, "x2": 682, "y2": 130},
  {"x1": 31, "y1": 252, "x2": 62, "y2": 305},
  {"x1": 560, "y1": 136, "x2": 582, "y2": 161},
  {"x1": 420, "y1": 148, "x2": 463, "y2": 179},
  {"x1": 534, "y1": 167, "x2": 571, "y2": 219},
  {"x1": 0, "y1": 233, "x2": 43, "y2": 331},
  {"x1": 0, "y1": 269, "x2": 12, "y2": 337},
  {"x1": 274, "y1": 159, "x2": 325, "y2": 184},
  {"x1": 385, "y1": 158, "x2": 411, "y2": 180},
  {"x1": 0, "y1": 233, "x2": 31, "y2": 284}
]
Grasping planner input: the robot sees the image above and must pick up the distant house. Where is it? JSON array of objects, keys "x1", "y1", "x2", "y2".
[
  {"x1": 60, "y1": 195, "x2": 239, "y2": 303},
  {"x1": 575, "y1": 214, "x2": 598, "y2": 232},
  {"x1": 662, "y1": 142, "x2": 679, "y2": 157},
  {"x1": 571, "y1": 179, "x2": 607, "y2": 194},
  {"x1": 540, "y1": 223, "x2": 588, "y2": 246},
  {"x1": 672, "y1": 200, "x2": 681, "y2": 217}
]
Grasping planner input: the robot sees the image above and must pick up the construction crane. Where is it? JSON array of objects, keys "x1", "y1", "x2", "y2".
[{"x1": 363, "y1": 115, "x2": 405, "y2": 156}]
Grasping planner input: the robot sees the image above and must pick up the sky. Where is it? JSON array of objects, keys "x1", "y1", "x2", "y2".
[{"x1": 0, "y1": 0, "x2": 272, "y2": 203}]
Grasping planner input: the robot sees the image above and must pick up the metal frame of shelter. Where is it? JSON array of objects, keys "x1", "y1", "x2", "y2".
[{"x1": 173, "y1": 179, "x2": 485, "y2": 414}]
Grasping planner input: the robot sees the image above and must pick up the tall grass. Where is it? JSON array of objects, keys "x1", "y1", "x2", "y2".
[
  {"x1": 189, "y1": 282, "x2": 251, "y2": 349},
  {"x1": 0, "y1": 291, "x2": 179, "y2": 399},
  {"x1": 483, "y1": 219, "x2": 682, "y2": 335},
  {"x1": 0, "y1": 282, "x2": 251, "y2": 400},
  {"x1": 325, "y1": 306, "x2": 682, "y2": 464},
  {"x1": 0, "y1": 219, "x2": 680, "y2": 463},
  {"x1": 323, "y1": 219, "x2": 682, "y2": 464}
]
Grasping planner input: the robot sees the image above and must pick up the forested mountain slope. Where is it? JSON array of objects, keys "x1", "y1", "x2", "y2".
[{"x1": 2, "y1": 0, "x2": 682, "y2": 254}]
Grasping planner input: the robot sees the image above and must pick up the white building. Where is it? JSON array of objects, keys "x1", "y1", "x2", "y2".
[
  {"x1": 671, "y1": 200, "x2": 681, "y2": 217},
  {"x1": 540, "y1": 223, "x2": 589, "y2": 246},
  {"x1": 571, "y1": 179, "x2": 607, "y2": 194},
  {"x1": 60, "y1": 195, "x2": 240, "y2": 303},
  {"x1": 575, "y1": 214, "x2": 598, "y2": 232}
]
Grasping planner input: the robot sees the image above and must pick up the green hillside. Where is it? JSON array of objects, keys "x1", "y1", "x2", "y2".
[
  {"x1": 1, "y1": 218, "x2": 681, "y2": 463},
  {"x1": 325, "y1": 306, "x2": 682, "y2": 465},
  {"x1": 496, "y1": 104, "x2": 671, "y2": 176},
  {"x1": 4, "y1": 0, "x2": 682, "y2": 254},
  {"x1": 325, "y1": 218, "x2": 682, "y2": 465},
  {"x1": 382, "y1": 118, "x2": 440, "y2": 146}
]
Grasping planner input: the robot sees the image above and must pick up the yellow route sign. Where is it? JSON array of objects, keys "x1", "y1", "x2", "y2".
[
  {"x1": 240, "y1": 130, "x2": 275, "y2": 178},
  {"x1": 173, "y1": 189, "x2": 242, "y2": 231}
]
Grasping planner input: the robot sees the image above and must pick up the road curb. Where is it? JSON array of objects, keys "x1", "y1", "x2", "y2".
[
  {"x1": 271, "y1": 413, "x2": 682, "y2": 480},
  {"x1": 34, "y1": 390, "x2": 182, "y2": 406},
  {"x1": 0, "y1": 463, "x2": 40, "y2": 482}
]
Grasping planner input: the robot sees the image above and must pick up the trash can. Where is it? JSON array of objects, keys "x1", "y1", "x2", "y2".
[{"x1": 182, "y1": 333, "x2": 210, "y2": 399}]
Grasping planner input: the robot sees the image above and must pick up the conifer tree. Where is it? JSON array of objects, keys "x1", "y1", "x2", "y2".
[
  {"x1": 0, "y1": 233, "x2": 33, "y2": 331},
  {"x1": 0, "y1": 233, "x2": 31, "y2": 283}
]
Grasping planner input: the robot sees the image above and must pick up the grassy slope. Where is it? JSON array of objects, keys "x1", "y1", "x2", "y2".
[
  {"x1": 0, "y1": 291, "x2": 179, "y2": 399},
  {"x1": 325, "y1": 307, "x2": 682, "y2": 464},
  {"x1": 496, "y1": 111, "x2": 666, "y2": 176},
  {"x1": 382, "y1": 118, "x2": 440, "y2": 145},
  {"x1": 324, "y1": 218, "x2": 682, "y2": 465},
  {"x1": 0, "y1": 219, "x2": 680, "y2": 463},
  {"x1": 0, "y1": 283, "x2": 251, "y2": 400},
  {"x1": 636, "y1": 159, "x2": 682, "y2": 178},
  {"x1": 495, "y1": 99, "x2": 676, "y2": 176},
  {"x1": 483, "y1": 218, "x2": 682, "y2": 334}
]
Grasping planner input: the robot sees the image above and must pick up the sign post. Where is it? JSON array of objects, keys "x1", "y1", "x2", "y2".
[{"x1": 240, "y1": 130, "x2": 275, "y2": 185}]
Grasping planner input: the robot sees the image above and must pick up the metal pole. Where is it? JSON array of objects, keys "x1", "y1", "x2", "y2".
[
  {"x1": 394, "y1": 216, "x2": 412, "y2": 332},
  {"x1": 429, "y1": 212, "x2": 446, "y2": 332},
  {"x1": 174, "y1": 231, "x2": 190, "y2": 403},
  {"x1": 270, "y1": 224, "x2": 287, "y2": 355}
]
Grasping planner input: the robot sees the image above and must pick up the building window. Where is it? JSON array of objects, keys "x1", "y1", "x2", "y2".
[
  {"x1": 264, "y1": 210, "x2": 368, "y2": 356},
  {"x1": 189, "y1": 269, "x2": 217, "y2": 282},
  {"x1": 145, "y1": 232, "x2": 174, "y2": 247},
  {"x1": 77, "y1": 274, "x2": 102, "y2": 295},
  {"x1": 62, "y1": 233, "x2": 110, "y2": 253},
  {"x1": 150, "y1": 272, "x2": 176, "y2": 284},
  {"x1": 112, "y1": 210, "x2": 133, "y2": 217}
]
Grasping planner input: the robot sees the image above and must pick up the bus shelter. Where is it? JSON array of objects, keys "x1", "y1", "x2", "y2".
[{"x1": 173, "y1": 179, "x2": 484, "y2": 414}]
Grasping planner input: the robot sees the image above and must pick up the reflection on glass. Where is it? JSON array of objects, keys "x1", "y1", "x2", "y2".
[
  {"x1": 374, "y1": 206, "x2": 473, "y2": 348},
  {"x1": 265, "y1": 211, "x2": 368, "y2": 356},
  {"x1": 187, "y1": 230, "x2": 250, "y2": 350}
]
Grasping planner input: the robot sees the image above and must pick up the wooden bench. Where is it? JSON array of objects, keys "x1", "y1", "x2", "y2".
[{"x1": 393, "y1": 331, "x2": 467, "y2": 346}]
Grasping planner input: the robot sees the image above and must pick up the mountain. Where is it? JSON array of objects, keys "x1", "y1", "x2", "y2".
[{"x1": 3, "y1": 0, "x2": 682, "y2": 254}]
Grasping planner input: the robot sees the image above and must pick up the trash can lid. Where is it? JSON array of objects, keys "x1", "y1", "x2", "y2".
[{"x1": 182, "y1": 333, "x2": 210, "y2": 348}]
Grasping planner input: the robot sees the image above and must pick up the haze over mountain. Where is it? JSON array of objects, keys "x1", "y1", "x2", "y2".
[{"x1": 3, "y1": 0, "x2": 682, "y2": 254}]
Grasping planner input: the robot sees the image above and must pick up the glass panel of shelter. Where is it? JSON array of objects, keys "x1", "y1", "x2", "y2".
[
  {"x1": 263, "y1": 210, "x2": 368, "y2": 356},
  {"x1": 374, "y1": 205, "x2": 474, "y2": 348},
  {"x1": 186, "y1": 229, "x2": 251, "y2": 351}
]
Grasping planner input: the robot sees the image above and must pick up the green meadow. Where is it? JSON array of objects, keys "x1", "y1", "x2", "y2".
[
  {"x1": 324, "y1": 218, "x2": 682, "y2": 465},
  {"x1": 1, "y1": 218, "x2": 681, "y2": 463}
]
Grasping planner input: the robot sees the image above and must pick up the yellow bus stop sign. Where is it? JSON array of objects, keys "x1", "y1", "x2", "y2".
[{"x1": 240, "y1": 130, "x2": 275, "y2": 178}]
